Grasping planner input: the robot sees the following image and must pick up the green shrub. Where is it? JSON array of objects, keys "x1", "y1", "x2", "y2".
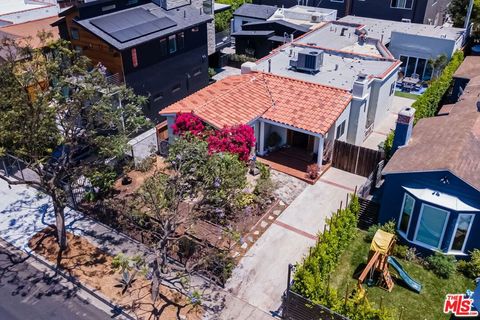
[
  {"x1": 411, "y1": 51, "x2": 464, "y2": 124},
  {"x1": 384, "y1": 51, "x2": 464, "y2": 159},
  {"x1": 365, "y1": 220, "x2": 397, "y2": 242},
  {"x1": 383, "y1": 130, "x2": 395, "y2": 161},
  {"x1": 458, "y1": 249, "x2": 480, "y2": 279},
  {"x1": 208, "y1": 67, "x2": 216, "y2": 78},
  {"x1": 88, "y1": 167, "x2": 117, "y2": 195},
  {"x1": 229, "y1": 54, "x2": 256, "y2": 63},
  {"x1": 393, "y1": 244, "x2": 409, "y2": 259},
  {"x1": 426, "y1": 252, "x2": 457, "y2": 278}
]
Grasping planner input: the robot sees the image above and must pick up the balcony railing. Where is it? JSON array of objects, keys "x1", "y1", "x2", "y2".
[{"x1": 106, "y1": 73, "x2": 123, "y2": 86}]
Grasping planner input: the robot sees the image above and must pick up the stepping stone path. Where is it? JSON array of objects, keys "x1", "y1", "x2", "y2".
[{"x1": 235, "y1": 199, "x2": 290, "y2": 254}]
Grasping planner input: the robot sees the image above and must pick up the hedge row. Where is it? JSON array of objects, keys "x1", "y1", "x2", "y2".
[
  {"x1": 411, "y1": 51, "x2": 464, "y2": 123},
  {"x1": 291, "y1": 195, "x2": 392, "y2": 320}
]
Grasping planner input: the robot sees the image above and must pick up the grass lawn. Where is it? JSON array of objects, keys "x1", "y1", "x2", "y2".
[
  {"x1": 330, "y1": 230, "x2": 475, "y2": 320},
  {"x1": 394, "y1": 91, "x2": 419, "y2": 100}
]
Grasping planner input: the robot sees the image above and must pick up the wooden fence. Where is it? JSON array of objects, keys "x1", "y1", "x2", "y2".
[{"x1": 332, "y1": 140, "x2": 384, "y2": 177}]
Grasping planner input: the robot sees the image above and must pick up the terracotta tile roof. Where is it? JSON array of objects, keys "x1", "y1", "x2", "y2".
[
  {"x1": 0, "y1": 16, "x2": 59, "y2": 49},
  {"x1": 160, "y1": 72, "x2": 352, "y2": 135},
  {"x1": 384, "y1": 74, "x2": 480, "y2": 191}
]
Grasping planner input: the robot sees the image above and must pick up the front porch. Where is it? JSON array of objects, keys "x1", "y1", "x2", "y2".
[
  {"x1": 254, "y1": 120, "x2": 331, "y2": 183},
  {"x1": 257, "y1": 147, "x2": 331, "y2": 183}
]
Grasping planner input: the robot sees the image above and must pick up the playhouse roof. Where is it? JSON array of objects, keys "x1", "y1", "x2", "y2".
[
  {"x1": 370, "y1": 229, "x2": 395, "y2": 254},
  {"x1": 160, "y1": 72, "x2": 352, "y2": 135}
]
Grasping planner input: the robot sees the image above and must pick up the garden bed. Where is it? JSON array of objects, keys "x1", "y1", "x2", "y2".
[
  {"x1": 330, "y1": 230, "x2": 474, "y2": 320},
  {"x1": 28, "y1": 227, "x2": 202, "y2": 320}
]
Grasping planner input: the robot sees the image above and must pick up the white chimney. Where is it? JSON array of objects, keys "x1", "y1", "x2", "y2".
[{"x1": 352, "y1": 73, "x2": 368, "y2": 98}]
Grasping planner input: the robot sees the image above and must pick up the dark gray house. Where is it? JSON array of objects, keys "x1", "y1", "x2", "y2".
[
  {"x1": 253, "y1": 0, "x2": 451, "y2": 25},
  {"x1": 56, "y1": 0, "x2": 212, "y2": 122}
]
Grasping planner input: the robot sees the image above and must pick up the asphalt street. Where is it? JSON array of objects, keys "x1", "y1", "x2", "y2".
[{"x1": 0, "y1": 247, "x2": 110, "y2": 320}]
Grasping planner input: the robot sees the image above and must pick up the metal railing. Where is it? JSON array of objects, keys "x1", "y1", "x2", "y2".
[{"x1": 106, "y1": 73, "x2": 123, "y2": 86}]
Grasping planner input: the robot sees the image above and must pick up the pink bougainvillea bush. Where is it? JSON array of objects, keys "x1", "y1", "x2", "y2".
[
  {"x1": 172, "y1": 112, "x2": 205, "y2": 136},
  {"x1": 207, "y1": 125, "x2": 256, "y2": 162}
]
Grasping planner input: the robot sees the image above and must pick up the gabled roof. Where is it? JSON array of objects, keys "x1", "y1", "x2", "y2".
[
  {"x1": 233, "y1": 4, "x2": 277, "y2": 20},
  {"x1": 383, "y1": 74, "x2": 480, "y2": 192},
  {"x1": 160, "y1": 72, "x2": 352, "y2": 135}
]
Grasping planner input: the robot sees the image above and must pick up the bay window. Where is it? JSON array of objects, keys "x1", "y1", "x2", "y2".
[
  {"x1": 414, "y1": 204, "x2": 449, "y2": 249},
  {"x1": 449, "y1": 214, "x2": 474, "y2": 253},
  {"x1": 398, "y1": 193, "x2": 415, "y2": 235}
]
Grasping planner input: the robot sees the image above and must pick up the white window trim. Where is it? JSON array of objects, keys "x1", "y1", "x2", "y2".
[
  {"x1": 448, "y1": 214, "x2": 475, "y2": 254},
  {"x1": 397, "y1": 193, "x2": 415, "y2": 238},
  {"x1": 390, "y1": 0, "x2": 413, "y2": 9},
  {"x1": 331, "y1": 0, "x2": 344, "y2": 3},
  {"x1": 413, "y1": 203, "x2": 450, "y2": 250}
]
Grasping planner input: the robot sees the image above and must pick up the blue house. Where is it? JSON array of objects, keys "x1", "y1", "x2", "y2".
[{"x1": 379, "y1": 74, "x2": 480, "y2": 257}]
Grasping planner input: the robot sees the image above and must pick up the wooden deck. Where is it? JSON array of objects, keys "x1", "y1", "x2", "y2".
[{"x1": 258, "y1": 147, "x2": 329, "y2": 184}]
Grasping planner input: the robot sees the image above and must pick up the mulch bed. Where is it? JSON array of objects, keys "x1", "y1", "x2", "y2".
[{"x1": 28, "y1": 227, "x2": 202, "y2": 320}]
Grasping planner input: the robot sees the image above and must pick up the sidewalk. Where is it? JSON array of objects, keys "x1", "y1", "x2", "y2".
[
  {"x1": 0, "y1": 180, "x2": 147, "y2": 257},
  {"x1": 0, "y1": 179, "x2": 271, "y2": 319}
]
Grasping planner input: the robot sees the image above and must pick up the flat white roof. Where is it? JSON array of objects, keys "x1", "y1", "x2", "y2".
[
  {"x1": 403, "y1": 186, "x2": 480, "y2": 212},
  {"x1": 339, "y1": 15, "x2": 465, "y2": 43},
  {"x1": 0, "y1": 0, "x2": 50, "y2": 16}
]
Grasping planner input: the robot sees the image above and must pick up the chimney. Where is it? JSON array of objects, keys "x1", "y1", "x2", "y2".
[
  {"x1": 352, "y1": 73, "x2": 368, "y2": 98},
  {"x1": 391, "y1": 107, "x2": 416, "y2": 154}
]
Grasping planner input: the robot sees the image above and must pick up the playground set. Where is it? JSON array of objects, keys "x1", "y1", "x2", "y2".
[{"x1": 358, "y1": 230, "x2": 422, "y2": 293}]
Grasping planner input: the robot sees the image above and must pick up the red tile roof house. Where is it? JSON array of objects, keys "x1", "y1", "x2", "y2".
[{"x1": 159, "y1": 72, "x2": 352, "y2": 172}]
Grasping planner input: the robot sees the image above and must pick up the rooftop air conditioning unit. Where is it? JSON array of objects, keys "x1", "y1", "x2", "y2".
[
  {"x1": 311, "y1": 14, "x2": 321, "y2": 23},
  {"x1": 289, "y1": 49, "x2": 323, "y2": 73}
]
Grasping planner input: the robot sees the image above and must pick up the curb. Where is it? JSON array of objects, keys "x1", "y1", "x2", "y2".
[{"x1": 0, "y1": 238, "x2": 135, "y2": 320}]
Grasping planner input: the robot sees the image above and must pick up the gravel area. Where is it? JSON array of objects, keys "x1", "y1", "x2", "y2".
[{"x1": 271, "y1": 170, "x2": 308, "y2": 205}]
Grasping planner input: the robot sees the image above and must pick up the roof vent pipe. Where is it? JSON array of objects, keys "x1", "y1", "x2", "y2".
[{"x1": 268, "y1": 59, "x2": 272, "y2": 73}]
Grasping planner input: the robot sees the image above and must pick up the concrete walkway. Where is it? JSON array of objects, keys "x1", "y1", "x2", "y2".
[
  {"x1": 222, "y1": 168, "x2": 367, "y2": 318},
  {"x1": 0, "y1": 180, "x2": 146, "y2": 257},
  {"x1": 362, "y1": 96, "x2": 415, "y2": 150}
]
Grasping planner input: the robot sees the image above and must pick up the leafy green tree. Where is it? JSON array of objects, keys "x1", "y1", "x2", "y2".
[
  {"x1": 0, "y1": 35, "x2": 148, "y2": 251},
  {"x1": 200, "y1": 153, "x2": 247, "y2": 222},
  {"x1": 214, "y1": 0, "x2": 252, "y2": 32},
  {"x1": 449, "y1": 0, "x2": 480, "y2": 31}
]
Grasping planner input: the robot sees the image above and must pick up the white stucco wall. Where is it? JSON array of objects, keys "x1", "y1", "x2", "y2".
[
  {"x1": 389, "y1": 32, "x2": 457, "y2": 61},
  {"x1": 367, "y1": 69, "x2": 398, "y2": 129}
]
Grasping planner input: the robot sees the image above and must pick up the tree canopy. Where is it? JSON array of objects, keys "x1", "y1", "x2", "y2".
[
  {"x1": 0, "y1": 34, "x2": 149, "y2": 250},
  {"x1": 449, "y1": 0, "x2": 480, "y2": 32}
]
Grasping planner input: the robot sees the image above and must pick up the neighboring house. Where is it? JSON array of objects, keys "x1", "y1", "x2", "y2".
[
  {"x1": 232, "y1": 5, "x2": 337, "y2": 59},
  {"x1": 339, "y1": 16, "x2": 466, "y2": 81},
  {"x1": 253, "y1": 21, "x2": 401, "y2": 146},
  {"x1": 0, "y1": 0, "x2": 59, "y2": 25},
  {"x1": 159, "y1": 72, "x2": 352, "y2": 169},
  {"x1": 379, "y1": 61, "x2": 480, "y2": 257},
  {"x1": 253, "y1": 0, "x2": 451, "y2": 25},
  {"x1": 231, "y1": 4, "x2": 278, "y2": 34},
  {"x1": 0, "y1": 16, "x2": 60, "y2": 48},
  {"x1": 55, "y1": 0, "x2": 212, "y2": 122},
  {"x1": 451, "y1": 56, "x2": 480, "y2": 100}
]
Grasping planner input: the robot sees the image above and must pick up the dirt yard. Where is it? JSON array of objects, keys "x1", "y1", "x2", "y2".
[{"x1": 28, "y1": 228, "x2": 202, "y2": 320}]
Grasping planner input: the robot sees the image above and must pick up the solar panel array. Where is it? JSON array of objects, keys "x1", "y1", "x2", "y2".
[{"x1": 90, "y1": 7, "x2": 177, "y2": 43}]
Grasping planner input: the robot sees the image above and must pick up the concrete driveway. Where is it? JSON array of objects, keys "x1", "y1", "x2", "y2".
[{"x1": 221, "y1": 168, "x2": 367, "y2": 319}]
